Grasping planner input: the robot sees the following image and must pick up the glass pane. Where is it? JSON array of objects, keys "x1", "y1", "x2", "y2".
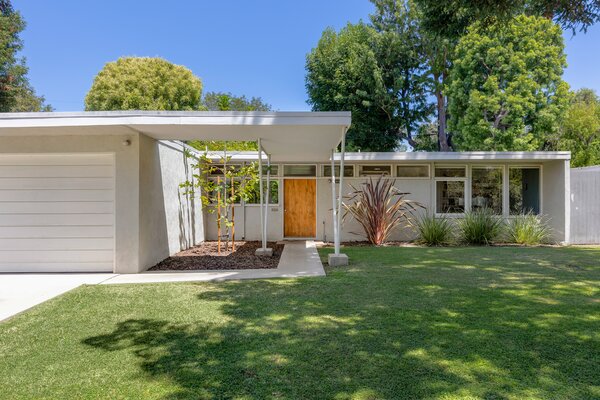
[
  {"x1": 397, "y1": 165, "x2": 429, "y2": 178},
  {"x1": 436, "y1": 181, "x2": 465, "y2": 213},
  {"x1": 509, "y1": 168, "x2": 540, "y2": 214},
  {"x1": 323, "y1": 165, "x2": 354, "y2": 177},
  {"x1": 209, "y1": 164, "x2": 241, "y2": 175},
  {"x1": 435, "y1": 167, "x2": 466, "y2": 178},
  {"x1": 208, "y1": 179, "x2": 241, "y2": 204},
  {"x1": 261, "y1": 165, "x2": 278, "y2": 176},
  {"x1": 471, "y1": 167, "x2": 503, "y2": 214},
  {"x1": 359, "y1": 165, "x2": 391, "y2": 176},
  {"x1": 245, "y1": 180, "x2": 279, "y2": 204},
  {"x1": 284, "y1": 165, "x2": 316, "y2": 177}
]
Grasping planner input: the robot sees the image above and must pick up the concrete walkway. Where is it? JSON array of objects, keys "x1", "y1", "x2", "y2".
[
  {"x1": 0, "y1": 273, "x2": 114, "y2": 322},
  {"x1": 102, "y1": 240, "x2": 325, "y2": 285}
]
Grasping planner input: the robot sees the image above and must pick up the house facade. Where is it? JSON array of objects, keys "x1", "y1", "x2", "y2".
[
  {"x1": 0, "y1": 111, "x2": 570, "y2": 274},
  {"x1": 202, "y1": 151, "x2": 571, "y2": 245}
]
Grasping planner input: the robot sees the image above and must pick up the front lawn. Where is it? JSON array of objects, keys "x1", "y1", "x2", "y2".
[{"x1": 0, "y1": 246, "x2": 599, "y2": 399}]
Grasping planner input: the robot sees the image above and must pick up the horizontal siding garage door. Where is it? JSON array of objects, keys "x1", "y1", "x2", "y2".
[{"x1": 0, "y1": 154, "x2": 115, "y2": 272}]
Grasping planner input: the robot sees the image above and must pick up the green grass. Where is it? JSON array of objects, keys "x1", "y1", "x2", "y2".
[{"x1": 1, "y1": 246, "x2": 599, "y2": 400}]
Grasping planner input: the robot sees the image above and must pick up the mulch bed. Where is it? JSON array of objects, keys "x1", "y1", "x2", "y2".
[{"x1": 149, "y1": 241, "x2": 284, "y2": 271}]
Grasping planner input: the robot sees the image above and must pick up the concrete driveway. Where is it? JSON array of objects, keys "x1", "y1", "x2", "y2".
[{"x1": 0, "y1": 273, "x2": 114, "y2": 322}]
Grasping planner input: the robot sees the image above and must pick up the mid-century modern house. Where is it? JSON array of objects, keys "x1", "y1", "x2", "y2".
[{"x1": 0, "y1": 111, "x2": 571, "y2": 274}]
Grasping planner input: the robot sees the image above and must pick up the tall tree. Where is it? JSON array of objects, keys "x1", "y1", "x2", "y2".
[
  {"x1": 557, "y1": 88, "x2": 600, "y2": 167},
  {"x1": 189, "y1": 92, "x2": 272, "y2": 151},
  {"x1": 0, "y1": 0, "x2": 50, "y2": 112},
  {"x1": 306, "y1": 17, "x2": 433, "y2": 151},
  {"x1": 447, "y1": 15, "x2": 570, "y2": 151},
  {"x1": 414, "y1": 0, "x2": 600, "y2": 38},
  {"x1": 369, "y1": 0, "x2": 433, "y2": 149},
  {"x1": 85, "y1": 57, "x2": 202, "y2": 111},
  {"x1": 306, "y1": 23, "x2": 396, "y2": 151}
]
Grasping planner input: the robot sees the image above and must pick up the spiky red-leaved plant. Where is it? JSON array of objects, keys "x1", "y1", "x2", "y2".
[{"x1": 342, "y1": 176, "x2": 422, "y2": 245}]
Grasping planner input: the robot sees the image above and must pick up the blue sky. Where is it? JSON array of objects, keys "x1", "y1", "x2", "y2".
[{"x1": 15, "y1": 0, "x2": 600, "y2": 112}]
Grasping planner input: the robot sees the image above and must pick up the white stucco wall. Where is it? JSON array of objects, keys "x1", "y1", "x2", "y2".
[
  {"x1": 138, "y1": 137, "x2": 204, "y2": 271},
  {"x1": 542, "y1": 160, "x2": 570, "y2": 243}
]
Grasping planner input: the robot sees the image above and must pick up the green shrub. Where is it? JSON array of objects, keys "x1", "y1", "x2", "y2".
[
  {"x1": 415, "y1": 214, "x2": 454, "y2": 246},
  {"x1": 458, "y1": 208, "x2": 504, "y2": 245},
  {"x1": 506, "y1": 213, "x2": 552, "y2": 245}
]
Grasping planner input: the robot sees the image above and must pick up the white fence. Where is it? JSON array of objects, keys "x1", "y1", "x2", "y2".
[{"x1": 570, "y1": 166, "x2": 600, "y2": 244}]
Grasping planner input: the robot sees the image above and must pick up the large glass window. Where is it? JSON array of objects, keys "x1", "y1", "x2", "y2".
[
  {"x1": 323, "y1": 165, "x2": 354, "y2": 177},
  {"x1": 396, "y1": 165, "x2": 429, "y2": 178},
  {"x1": 359, "y1": 165, "x2": 391, "y2": 176},
  {"x1": 509, "y1": 168, "x2": 540, "y2": 214},
  {"x1": 245, "y1": 180, "x2": 279, "y2": 204},
  {"x1": 471, "y1": 167, "x2": 503, "y2": 214},
  {"x1": 436, "y1": 181, "x2": 465, "y2": 214},
  {"x1": 284, "y1": 165, "x2": 316, "y2": 177}
]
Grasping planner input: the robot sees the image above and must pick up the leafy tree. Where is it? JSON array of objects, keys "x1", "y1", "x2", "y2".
[
  {"x1": 202, "y1": 91, "x2": 271, "y2": 112},
  {"x1": 188, "y1": 92, "x2": 272, "y2": 152},
  {"x1": 415, "y1": 0, "x2": 600, "y2": 38},
  {"x1": 447, "y1": 15, "x2": 570, "y2": 151},
  {"x1": 557, "y1": 88, "x2": 600, "y2": 167},
  {"x1": 85, "y1": 57, "x2": 202, "y2": 111},
  {"x1": 306, "y1": 23, "x2": 399, "y2": 151},
  {"x1": 0, "y1": 1, "x2": 50, "y2": 112}
]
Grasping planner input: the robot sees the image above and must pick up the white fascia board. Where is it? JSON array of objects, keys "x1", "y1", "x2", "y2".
[
  {"x1": 333, "y1": 151, "x2": 571, "y2": 161},
  {"x1": 0, "y1": 111, "x2": 351, "y2": 129}
]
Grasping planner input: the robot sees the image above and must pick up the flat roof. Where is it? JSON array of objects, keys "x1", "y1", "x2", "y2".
[
  {"x1": 0, "y1": 111, "x2": 351, "y2": 162},
  {"x1": 203, "y1": 149, "x2": 570, "y2": 162}
]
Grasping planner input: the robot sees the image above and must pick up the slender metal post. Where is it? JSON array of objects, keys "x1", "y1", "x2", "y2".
[
  {"x1": 264, "y1": 153, "x2": 271, "y2": 250},
  {"x1": 335, "y1": 132, "x2": 346, "y2": 255},
  {"x1": 257, "y1": 138, "x2": 264, "y2": 249},
  {"x1": 330, "y1": 148, "x2": 338, "y2": 249}
]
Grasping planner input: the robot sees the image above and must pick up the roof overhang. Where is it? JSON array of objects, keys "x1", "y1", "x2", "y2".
[
  {"x1": 333, "y1": 151, "x2": 571, "y2": 161},
  {"x1": 0, "y1": 111, "x2": 352, "y2": 162}
]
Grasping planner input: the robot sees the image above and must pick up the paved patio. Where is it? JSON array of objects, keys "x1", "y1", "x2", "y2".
[{"x1": 102, "y1": 240, "x2": 325, "y2": 284}]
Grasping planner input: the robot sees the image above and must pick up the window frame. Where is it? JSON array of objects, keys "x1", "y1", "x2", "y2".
[
  {"x1": 358, "y1": 164, "x2": 392, "y2": 177},
  {"x1": 244, "y1": 178, "x2": 280, "y2": 206},
  {"x1": 283, "y1": 164, "x2": 317, "y2": 177},
  {"x1": 470, "y1": 165, "x2": 505, "y2": 215},
  {"x1": 395, "y1": 164, "x2": 430, "y2": 179},
  {"x1": 507, "y1": 165, "x2": 543, "y2": 216},
  {"x1": 322, "y1": 164, "x2": 355, "y2": 178},
  {"x1": 434, "y1": 164, "x2": 468, "y2": 217}
]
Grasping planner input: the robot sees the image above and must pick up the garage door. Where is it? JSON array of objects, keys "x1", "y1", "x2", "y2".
[{"x1": 0, "y1": 153, "x2": 115, "y2": 272}]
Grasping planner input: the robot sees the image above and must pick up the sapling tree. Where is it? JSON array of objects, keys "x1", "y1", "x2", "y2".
[{"x1": 180, "y1": 148, "x2": 259, "y2": 253}]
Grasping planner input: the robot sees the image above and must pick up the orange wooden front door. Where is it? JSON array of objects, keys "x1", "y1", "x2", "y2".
[{"x1": 284, "y1": 179, "x2": 316, "y2": 237}]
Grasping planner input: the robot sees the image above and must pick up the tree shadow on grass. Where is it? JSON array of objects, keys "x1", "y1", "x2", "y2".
[{"x1": 84, "y1": 247, "x2": 600, "y2": 399}]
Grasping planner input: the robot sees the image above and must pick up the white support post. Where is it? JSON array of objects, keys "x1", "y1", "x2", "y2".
[
  {"x1": 264, "y1": 153, "x2": 271, "y2": 250},
  {"x1": 335, "y1": 133, "x2": 346, "y2": 255},
  {"x1": 255, "y1": 139, "x2": 273, "y2": 257},
  {"x1": 330, "y1": 148, "x2": 338, "y2": 248},
  {"x1": 328, "y1": 130, "x2": 348, "y2": 266}
]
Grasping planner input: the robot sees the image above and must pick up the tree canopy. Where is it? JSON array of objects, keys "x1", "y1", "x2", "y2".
[
  {"x1": 202, "y1": 91, "x2": 271, "y2": 112},
  {"x1": 306, "y1": 8, "x2": 435, "y2": 152},
  {"x1": 557, "y1": 88, "x2": 600, "y2": 167},
  {"x1": 0, "y1": 0, "x2": 51, "y2": 112},
  {"x1": 85, "y1": 57, "x2": 202, "y2": 111},
  {"x1": 414, "y1": 0, "x2": 600, "y2": 38},
  {"x1": 187, "y1": 92, "x2": 272, "y2": 152},
  {"x1": 447, "y1": 15, "x2": 569, "y2": 151}
]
